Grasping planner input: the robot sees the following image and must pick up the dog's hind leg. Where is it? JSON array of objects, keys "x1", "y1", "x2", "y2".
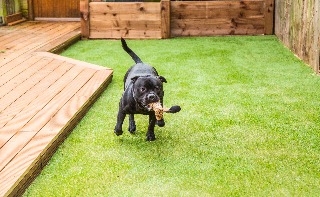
[
  {"x1": 128, "y1": 114, "x2": 136, "y2": 134},
  {"x1": 146, "y1": 113, "x2": 157, "y2": 141}
]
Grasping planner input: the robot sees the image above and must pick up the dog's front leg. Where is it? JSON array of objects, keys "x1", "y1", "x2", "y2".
[
  {"x1": 146, "y1": 113, "x2": 157, "y2": 141},
  {"x1": 128, "y1": 114, "x2": 136, "y2": 133},
  {"x1": 156, "y1": 98, "x2": 165, "y2": 127},
  {"x1": 114, "y1": 110, "x2": 126, "y2": 136}
]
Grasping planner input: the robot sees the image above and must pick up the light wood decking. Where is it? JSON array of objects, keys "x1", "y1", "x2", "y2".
[{"x1": 0, "y1": 22, "x2": 113, "y2": 197}]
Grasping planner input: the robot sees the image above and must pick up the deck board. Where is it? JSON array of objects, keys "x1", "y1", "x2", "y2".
[{"x1": 0, "y1": 21, "x2": 113, "y2": 197}]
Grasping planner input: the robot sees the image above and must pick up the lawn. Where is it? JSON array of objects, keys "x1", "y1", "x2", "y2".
[{"x1": 24, "y1": 36, "x2": 320, "y2": 196}]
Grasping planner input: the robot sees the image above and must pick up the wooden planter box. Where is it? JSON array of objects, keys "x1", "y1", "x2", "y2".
[{"x1": 80, "y1": 0, "x2": 274, "y2": 39}]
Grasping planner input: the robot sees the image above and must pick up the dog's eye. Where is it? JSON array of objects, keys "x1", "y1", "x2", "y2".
[
  {"x1": 154, "y1": 86, "x2": 160, "y2": 91},
  {"x1": 140, "y1": 87, "x2": 146, "y2": 92}
]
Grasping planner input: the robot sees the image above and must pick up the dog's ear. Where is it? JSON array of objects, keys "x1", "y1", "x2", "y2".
[
  {"x1": 131, "y1": 76, "x2": 140, "y2": 83},
  {"x1": 157, "y1": 76, "x2": 167, "y2": 83}
]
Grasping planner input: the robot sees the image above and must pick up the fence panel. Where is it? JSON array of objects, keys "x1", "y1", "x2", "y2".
[{"x1": 275, "y1": 0, "x2": 320, "y2": 73}]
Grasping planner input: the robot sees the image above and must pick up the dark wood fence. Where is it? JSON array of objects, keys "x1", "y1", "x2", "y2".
[
  {"x1": 275, "y1": 0, "x2": 320, "y2": 73},
  {"x1": 80, "y1": 0, "x2": 274, "y2": 39},
  {"x1": 32, "y1": 0, "x2": 80, "y2": 19}
]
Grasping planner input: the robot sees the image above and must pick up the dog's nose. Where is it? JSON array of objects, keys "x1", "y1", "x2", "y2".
[{"x1": 148, "y1": 94, "x2": 157, "y2": 101}]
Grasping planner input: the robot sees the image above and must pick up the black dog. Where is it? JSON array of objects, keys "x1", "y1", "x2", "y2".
[{"x1": 114, "y1": 38, "x2": 181, "y2": 141}]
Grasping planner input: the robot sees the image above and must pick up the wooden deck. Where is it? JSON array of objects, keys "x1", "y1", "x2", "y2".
[{"x1": 0, "y1": 22, "x2": 113, "y2": 197}]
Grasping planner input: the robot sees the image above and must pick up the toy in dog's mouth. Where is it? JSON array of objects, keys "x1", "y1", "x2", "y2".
[
  {"x1": 147, "y1": 102, "x2": 182, "y2": 121},
  {"x1": 147, "y1": 102, "x2": 164, "y2": 120}
]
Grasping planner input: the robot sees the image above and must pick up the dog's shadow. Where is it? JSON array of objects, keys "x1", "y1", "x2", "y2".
[{"x1": 113, "y1": 116, "x2": 175, "y2": 146}]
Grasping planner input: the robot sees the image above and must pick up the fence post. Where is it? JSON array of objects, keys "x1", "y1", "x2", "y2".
[
  {"x1": 80, "y1": 0, "x2": 90, "y2": 39},
  {"x1": 264, "y1": 0, "x2": 274, "y2": 35},
  {"x1": 315, "y1": 0, "x2": 320, "y2": 73},
  {"x1": 161, "y1": 0, "x2": 170, "y2": 39},
  {"x1": 27, "y1": 0, "x2": 34, "y2": 20}
]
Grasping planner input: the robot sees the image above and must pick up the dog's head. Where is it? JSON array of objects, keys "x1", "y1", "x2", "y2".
[{"x1": 132, "y1": 75, "x2": 167, "y2": 109}]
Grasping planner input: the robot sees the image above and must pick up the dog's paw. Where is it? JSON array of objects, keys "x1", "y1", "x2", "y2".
[
  {"x1": 128, "y1": 123, "x2": 136, "y2": 134},
  {"x1": 114, "y1": 129, "x2": 123, "y2": 136},
  {"x1": 146, "y1": 134, "x2": 156, "y2": 141},
  {"x1": 169, "y1": 105, "x2": 181, "y2": 113},
  {"x1": 156, "y1": 119, "x2": 165, "y2": 127}
]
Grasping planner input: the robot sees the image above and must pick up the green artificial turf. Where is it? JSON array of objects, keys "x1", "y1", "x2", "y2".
[{"x1": 24, "y1": 36, "x2": 320, "y2": 196}]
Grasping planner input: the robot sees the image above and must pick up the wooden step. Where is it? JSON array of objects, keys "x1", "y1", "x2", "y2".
[
  {"x1": 36, "y1": 28, "x2": 81, "y2": 54},
  {"x1": 8, "y1": 18, "x2": 27, "y2": 26}
]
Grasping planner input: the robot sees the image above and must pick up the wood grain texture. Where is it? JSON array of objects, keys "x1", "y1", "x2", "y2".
[
  {"x1": 264, "y1": 0, "x2": 274, "y2": 34},
  {"x1": 0, "y1": 22, "x2": 80, "y2": 66},
  {"x1": 171, "y1": 1, "x2": 266, "y2": 37},
  {"x1": 275, "y1": 0, "x2": 320, "y2": 73},
  {"x1": 160, "y1": 0, "x2": 170, "y2": 38},
  {"x1": 80, "y1": 0, "x2": 90, "y2": 39},
  {"x1": 89, "y1": 2, "x2": 162, "y2": 39},
  {"x1": 33, "y1": 0, "x2": 80, "y2": 18},
  {"x1": 0, "y1": 21, "x2": 113, "y2": 197},
  {"x1": 86, "y1": 0, "x2": 274, "y2": 39}
]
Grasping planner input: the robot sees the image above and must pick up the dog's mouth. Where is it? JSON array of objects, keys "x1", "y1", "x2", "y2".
[
  {"x1": 137, "y1": 101, "x2": 152, "y2": 111},
  {"x1": 136, "y1": 93, "x2": 160, "y2": 111},
  {"x1": 146, "y1": 103, "x2": 153, "y2": 111},
  {"x1": 142, "y1": 101, "x2": 157, "y2": 111},
  {"x1": 141, "y1": 100, "x2": 160, "y2": 111}
]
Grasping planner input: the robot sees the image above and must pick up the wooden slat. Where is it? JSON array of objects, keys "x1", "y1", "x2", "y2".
[
  {"x1": 90, "y1": 20, "x2": 161, "y2": 31},
  {"x1": 90, "y1": 2, "x2": 160, "y2": 14},
  {"x1": 90, "y1": 12, "x2": 161, "y2": 21},
  {"x1": 90, "y1": 29, "x2": 161, "y2": 39}
]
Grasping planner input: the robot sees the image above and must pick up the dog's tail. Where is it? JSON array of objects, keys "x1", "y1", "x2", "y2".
[{"x1": 121, "y1": 38, "x2": 142, "y2": 64}]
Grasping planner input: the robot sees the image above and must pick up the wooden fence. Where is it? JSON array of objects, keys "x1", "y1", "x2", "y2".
[
  {"x1": 275, "y1": 0, "x2": 320, "y2": 73},
  {"x1": 80, "y1": 0, "x2": 274, "y2": 39}
]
